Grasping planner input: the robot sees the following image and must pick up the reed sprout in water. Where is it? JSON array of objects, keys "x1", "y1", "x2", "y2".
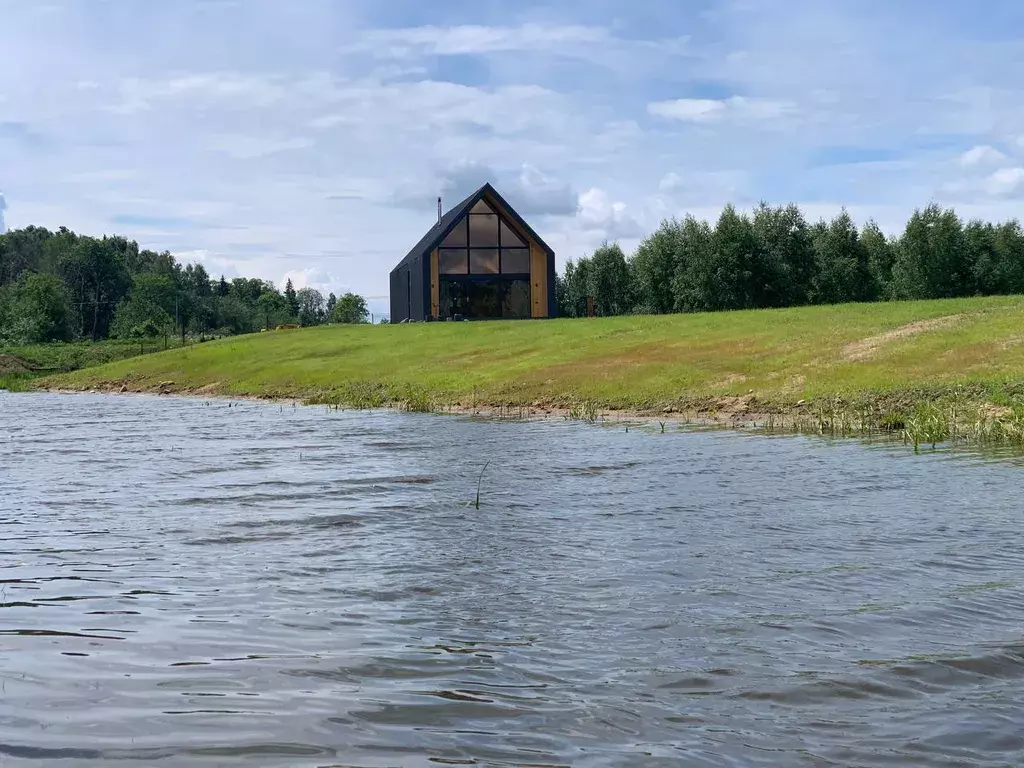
[
  {"x1": 565, "y1": 398, "x2": 599, "y2": 423},
  {"x1": 475, "y1": 460, "x2": 491, "y2": 510}
]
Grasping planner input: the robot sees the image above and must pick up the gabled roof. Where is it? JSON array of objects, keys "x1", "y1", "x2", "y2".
[{"x1": 391, "y1": 183, "x2": 554, "y2": 273}]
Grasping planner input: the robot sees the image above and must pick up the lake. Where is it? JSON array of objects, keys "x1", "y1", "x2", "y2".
[{"x1": 2, "y1": 392, "x2": 1024, "y2": 767}]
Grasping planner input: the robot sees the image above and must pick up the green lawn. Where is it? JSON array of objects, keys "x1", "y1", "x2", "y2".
[{"x1": 40, "y1": 296, "x2": 1024, "y2": 414}]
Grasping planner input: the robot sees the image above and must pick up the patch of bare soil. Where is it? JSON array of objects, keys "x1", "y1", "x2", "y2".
[
  {"x1": 706, "y1": 394, "x2": 756, "y2": 415},
  {"x1": 979, "y1": 403, "x2": 1014, "y2": 420},
  {"x1": 191, "y1": 382, "x2": 223, "y2": 396},
  {"x1": 842, "y1": 315, "x2": 963, "y2": 362},
  {"x1": 712, "y1": 372, "x2": 748, "y2": 388},
  {"x1": 0, "y1": 354, "x2": 34, "y2": 374}
]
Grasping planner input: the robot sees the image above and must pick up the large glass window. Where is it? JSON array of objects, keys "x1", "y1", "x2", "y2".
[
  {"x1": 500, "y1": 248, "x2": 530, "y2": 274},
  {"x1": 470, "y1": 249, "x2": 499, "y2": 274},
  {"x1": 439, "y1": 248, "x2": 468, "y2": 274},
  {"x1": 500, "y1": 220, "x2": 525, "y2": 247},
  {"x1": 467, "y1": 281, "x2": 502, "y2": 318},
  {"x1": 468, "y1": 213, "x2": 499, "y2": 247},
  {"x1": 439, "y1": 280, "x2": 469, "y2": 317},
  {"x1": 438, "y1": 278, "x2": 532, "y2": 319},
  {"x1": 441, "y1": 220, "x2": 468, "y2": 247},
  {"x1": 502, "y1": 280, "x2": 531, "y2": 319}
]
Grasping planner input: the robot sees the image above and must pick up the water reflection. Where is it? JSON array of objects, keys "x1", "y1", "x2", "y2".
[{"x1": 2, "y1": 391, "x2": 1023, "y2": 766}]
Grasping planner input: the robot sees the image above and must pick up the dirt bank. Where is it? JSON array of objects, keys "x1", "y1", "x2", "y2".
[{"x1": 0, "y1": 354, "x2": 34, "y2": 374}]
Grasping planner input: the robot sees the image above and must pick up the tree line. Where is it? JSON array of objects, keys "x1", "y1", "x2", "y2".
[
  {"x1": 0, "y1": 225, "x2": 370, "y2": 345},
  {"x1": 556, "y1": 203, "x2": 1024, "y2": 317}
]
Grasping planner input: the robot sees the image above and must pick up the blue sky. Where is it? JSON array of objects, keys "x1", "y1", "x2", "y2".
[{"x1": 3, "y1": 0, "x2": 1024, "y2": 312}]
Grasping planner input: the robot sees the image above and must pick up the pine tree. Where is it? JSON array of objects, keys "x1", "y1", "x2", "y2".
[{"x1": 283, "y1": 278, "x2": 299, "y2": 318}]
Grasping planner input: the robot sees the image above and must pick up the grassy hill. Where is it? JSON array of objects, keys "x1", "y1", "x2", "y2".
[
  {"x1": 0, "y1": 338, "x2": 189, "y2": 391},
  {"x1": 40, "y1": 297, "x2": 1024, "y2": 434}
]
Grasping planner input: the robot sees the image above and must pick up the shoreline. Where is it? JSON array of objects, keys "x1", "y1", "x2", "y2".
[
  {"x1": 31, "y1": 379, "x2": 1023, "y2": 450},
  {"x1": 24, "y1": 295, "x2": 1024, "y2": 450},
  {"x1": 34, "y1": 381, "x2": 801, "y2": 431}
]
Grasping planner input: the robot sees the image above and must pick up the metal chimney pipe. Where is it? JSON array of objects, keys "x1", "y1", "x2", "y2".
[{"x1": 437, "y1": 196, "x2": 442, "y2": 224}]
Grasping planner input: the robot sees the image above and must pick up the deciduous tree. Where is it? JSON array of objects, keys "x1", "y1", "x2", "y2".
[{"x1": 331, "y1": 292, "x2": 368, "y2": 324}]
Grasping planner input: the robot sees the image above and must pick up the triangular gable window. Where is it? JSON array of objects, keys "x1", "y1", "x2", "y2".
[
  {"x1": 500, "y1": 220, "x2": 526, "y2": 247},
  {"x1": 441, "y1": 220, "x2": 467, "y2": 247},
  {"x1": 436, "y1": 196, "x2": 532, "y2": 276}
]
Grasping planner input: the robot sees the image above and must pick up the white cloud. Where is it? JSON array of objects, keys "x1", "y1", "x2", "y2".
[
  {"x1": 649, "y1": 99, "x2": 725, "y2": 122},
  {"x1": 176, "y1": 249, "x2": 241, "y2": 279},
  {"x1": 659, "y1": 172, "x2": 684, "y2": 192},
  {"x1": 206, "y1": 135, "x2": 313, "y2": 160},
  {"x1": 983, "y1": 167, "x2": 1024, "y2": 197},
  {"x1": 343, "y1": 23, "x2": 690, "y2": 75},
  {"x1": 63, "y1": 169, "x2": 139, "y2": 184},
  {"x1": 309, "y1": 113, "x2": 354, "y2": 130},
  {"x1": 656, "y1": 170, "x2": 749, "y2": 207},
  {"x1": 278, "y1": 267, "x2": 357, "y2": 298},
  {"x1": 394, "y1": 160, "x2": 580, "y2": 218},
  {"x1": 281, "y1": 268, "x2": 316, "y2": 292},
  {"x1": 0, "y1": 192, "x2": 6, "y2": 234},
  {"x1": 959, "y1": 145, "x2": 1007, "y2": 168},
  {"x1": 647, "y1": 96, "x2": 795, "y2": 124},
  {"x1": 107, "y1": 73, "x2": 294, "y2": 115},
  {"x1": 350, "y1": 24, "x2": 612, "y2": 57},
  {"x1": 511, "y1": 164, "x2": 579, "y2": 217},
  {"x1": 577, "y1": 188, "x2": 644, "y2": 239}
]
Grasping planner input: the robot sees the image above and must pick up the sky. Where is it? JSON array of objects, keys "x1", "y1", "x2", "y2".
[{"x1": 3, "y1": 0, "x2": 1024, "y2": 313}]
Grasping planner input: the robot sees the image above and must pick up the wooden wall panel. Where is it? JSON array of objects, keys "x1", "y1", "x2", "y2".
[{"x1": 530, "y1": 244, "x2": 548, "y2": 318}]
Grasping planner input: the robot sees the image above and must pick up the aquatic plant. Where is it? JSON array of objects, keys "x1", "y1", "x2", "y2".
[
  {"x1": 474, "y1": 460, "x2": 491, "y2": 510},
  {"x1": 403, "y1": 391, "x2": 434, "y2": 413},
  {"x1": 0, "y1": 373, "x2": 34, "y2": 392},
  {"x1": 756, "y1": 390, "x2": 1024, "y2": 452},
  {"x1": 567, "y1": 398, "x2": 599, "y2": 423}
]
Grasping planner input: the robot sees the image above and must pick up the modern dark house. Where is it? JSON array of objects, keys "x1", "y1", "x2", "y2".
[{"x1": 389, "y1": 183, "x2": 557, "y2": 322}]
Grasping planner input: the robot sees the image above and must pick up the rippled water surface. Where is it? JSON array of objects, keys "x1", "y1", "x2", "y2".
[{"x1": 3, "y1": 393, "x2": 1024, "y2": 767}]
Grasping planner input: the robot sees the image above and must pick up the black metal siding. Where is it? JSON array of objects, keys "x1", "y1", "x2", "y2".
[
  {"x1": 423, "y1": 254, "x2": 433, "y2": 320},
  {"x1": 389, "y1": 269, "x2": 402, "y2": 322},
  {"x1": 390, "y1": 267, "x2": 410, "y2": 322},
  {"x1": 409, "y1": 256, "x2": 425, "y2": 321}
]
